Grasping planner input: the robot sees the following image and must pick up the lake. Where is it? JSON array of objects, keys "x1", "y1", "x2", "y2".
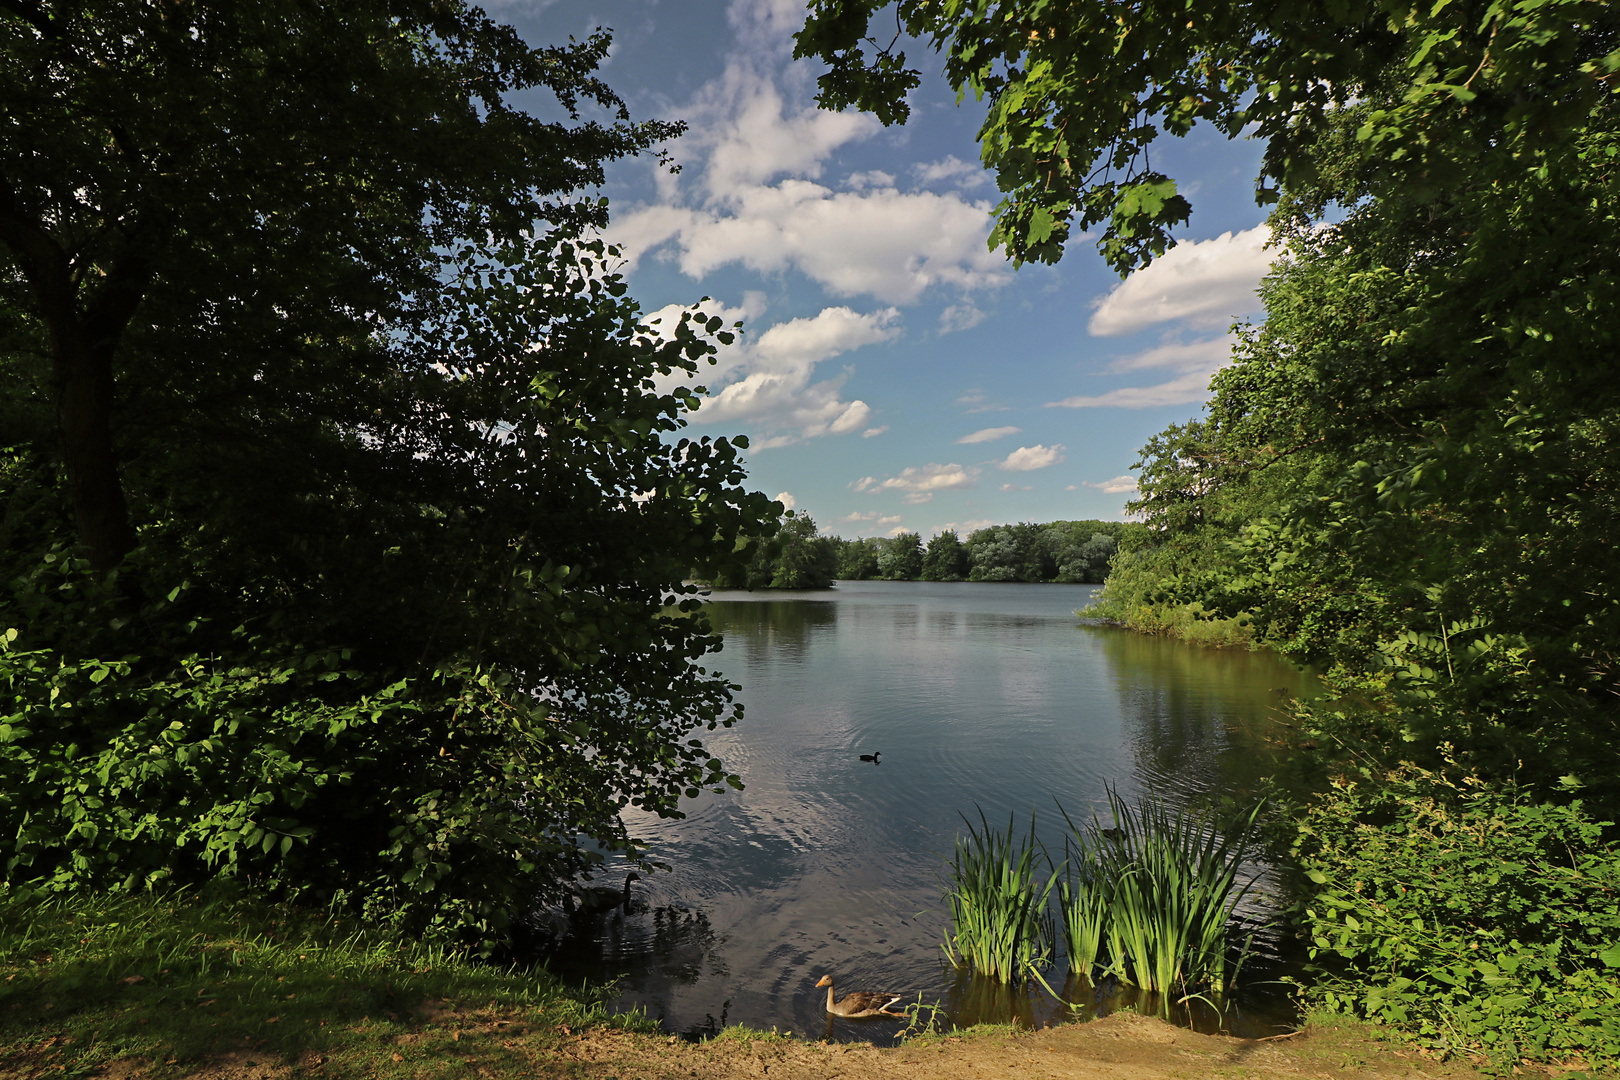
[{"x1": 541, "y1": 580, "x2": 1317, "y2": 1042}]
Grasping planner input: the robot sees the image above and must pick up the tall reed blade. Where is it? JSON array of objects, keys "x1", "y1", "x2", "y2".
[
  {"x1": 941, "y1": 809, "x2": 1058, "y2": 985},
  {"x1": 1057, "y1": 789, "x2": 1263, "y2": 996}
]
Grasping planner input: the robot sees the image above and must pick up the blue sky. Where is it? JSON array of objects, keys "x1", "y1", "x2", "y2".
[{"x1": 499, "y1": 0, "x2": 1276, "y2": 537}]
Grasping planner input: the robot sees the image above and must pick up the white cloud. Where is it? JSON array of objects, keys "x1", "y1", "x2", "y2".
[
  {"x1": 887, "y1": 525, "x2": 913, "y2": 537},
  {"x1": 693, "y1": 64, "x2": 879, "y2": 199},
  {"x1": 858, "y1": 463, "x2": 982, "y2": 503},
  {"x1": 939, "y1": 302, "x2": 987, "y2": 334},
  {"x1": 685, "y1": 306, "x2": 898, "y2": 439},
  {"x1": 1106, "y1": 334, "x2": 1237, "y2": 374},
  {"x1": 958, "y1": 426, "x2": 1021, "y2": 444},
  {"x1": 914, "y1": 155, "x2": 990, "y2": 188},
  {"x1": 1045, "y1": 368, "x2": 1218, "y2": 410},
  {"x1": 774, "y1": 491, "x2": 796, "y2": 510},
  {"x1": 726, "y1": 0, "x2": 810, "y2": 53},
  {"x1": 1088, "y1": 225, "x2": 1274, "y2": 337},
  {"x1": 616, "y1": 180, "x2": 1008, "y2": 305},
  {"x1": 847, "y1": 170, "x2": 896, "y2": 190},
  {"x1": 1085, "y1": 475, "x2": 1139, "y2": 494},
  {"x1": 999, "y1": 444, "x2": 1066, "y2": 471},
  {"x1": 938, "y1": 518, "x2": 995, "y2": 534},
  {"x1": 862, "y1": 425, "x2": 889, "y2": 438},
  {"x1": 999, "y1": 482, "x2": 1034, "y2": 492},
  {"x1": 608, "y1": 61, "x2": 1010, "y2": 307},
  {"x1": 837, "y1": 510, "x2": 902, "y2": 525},
  {"x1": 1046, "y1": 334, "x2": 1236, "y2": 410}
]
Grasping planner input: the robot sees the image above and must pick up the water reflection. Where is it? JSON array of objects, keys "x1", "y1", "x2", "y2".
[{"x1": 538, "y1": 582, "x2": 1315, "y2": 1043}]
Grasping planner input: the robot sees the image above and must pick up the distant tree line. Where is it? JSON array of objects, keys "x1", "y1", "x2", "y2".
[{"x1": 709, "y1": 516, "x2": 1136, "y2": 590}]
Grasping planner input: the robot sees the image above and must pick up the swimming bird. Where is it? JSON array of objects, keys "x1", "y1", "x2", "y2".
[
  {"x1": 816, "y1": 975, "x2": 905, "y2": 1018},
  {"x1": 859, "y1": 751, "x2": 881, "y2": 762},
  {"x1": 575, "y1": 872, "x2": 641, "y2": 912}
]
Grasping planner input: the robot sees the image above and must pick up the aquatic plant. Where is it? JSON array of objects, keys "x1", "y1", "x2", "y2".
[
  {"x1": 1059, "y1": 790, "x2": 1262, "y2": 995},
  {"x1": 941, "y1": 810, "x2": 1059, "y2": 984}
]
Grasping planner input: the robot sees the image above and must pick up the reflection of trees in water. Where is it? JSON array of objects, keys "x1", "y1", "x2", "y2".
[
  {"x1": 707, "y1": 601, "x2": 837, "y2": 665},
  {"x1": 538, "y1": 905, "x2": 725, "y2": 991},
  {"x1": 1080, "y1": 626, "x2": 1316, "y2": 803}
]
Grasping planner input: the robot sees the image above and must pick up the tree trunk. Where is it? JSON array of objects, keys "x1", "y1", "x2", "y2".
[
  {"x1": 54, "y1": 332, "x2": 138, "y2": 573},
  {"x1": 0, "y1": 195, "x2": 146, "y2": 573}
]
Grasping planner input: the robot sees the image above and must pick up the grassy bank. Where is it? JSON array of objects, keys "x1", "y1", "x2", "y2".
[{"x1": 0, "y1": 888, "x2": 653, "y2": 1077}]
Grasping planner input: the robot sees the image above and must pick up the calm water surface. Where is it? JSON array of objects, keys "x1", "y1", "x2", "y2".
[{"x1": 542, "y1": 581, "x2": 1316, "y2": 1042}]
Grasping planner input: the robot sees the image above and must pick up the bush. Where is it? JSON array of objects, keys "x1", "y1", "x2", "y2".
[
  {"x1": 0, "y1": 550, "x2": 742, "y2": 947},
  {"x1": 1293, "y1": 763, "x2": 1620, "y2": 1071}
]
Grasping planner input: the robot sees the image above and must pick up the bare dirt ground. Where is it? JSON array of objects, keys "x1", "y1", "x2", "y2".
[{"x1": 570, "y1": 1013, "x2": 1485, "y2": 1080}]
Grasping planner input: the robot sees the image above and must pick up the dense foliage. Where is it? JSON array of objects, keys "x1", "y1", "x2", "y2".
[
  {"x1": 800, "y1": 0, "x2": 1620, "y2": 1065},
  {"x1": 1, "y1": 1, "x2": 773, "y2": 945},
  {"x1": 712, "y1": 518, "x2": 1128, "y2": 589},
  {"x1": 836, "y1": 521, "x2": 1129, "y2": 584},
  {"x1": 1294, "y1": 766, "x2": 1620, "y2": 1069}
]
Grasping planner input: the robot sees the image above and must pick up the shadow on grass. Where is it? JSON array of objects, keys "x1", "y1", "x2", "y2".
[{"x1": 0, "y1": 888, "x2": 654, "y2": 1076}]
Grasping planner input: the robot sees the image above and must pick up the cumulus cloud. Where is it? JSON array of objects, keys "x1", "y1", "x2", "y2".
[
  {"x1": 695, "y1": 306, "x2": 898, "y2": 436},
  {"x1": 855, "y1": 463, "x2": 981, "y2": 504},
  {"x1": 615, "y1": 179, "x2": 1008, "y2": 305},
  {"x1": 999, "y1": 444, "x2": 1066, "y2": 471},
  {"x1": 644, "y1": 302, "x2": 898, "y2": 440},
  {"x1": 958, "y1": 426, "x2": 1021, "y2": 444},
  {"x1": 1085, "y1": 475, "x2": 1139, "y2": 494},
  {"x1": 1088, "y1": 225, "x2": 1275, "y2": 337},
  {"x1": 838, "y1": 510, "x2": 903, "y2": 525},
  {"x1": 774, "y1": 491, "x2": 796, "y2": 510},
  {"x1": 862, "y1": 425, "x2": 889, "y2": 438},
  {"x1": 607, "y1": 51, "x2": 1009, "y2": 307},
  {"x1": 999, "y1": 482, "x2": 1034, "y2": 492}
]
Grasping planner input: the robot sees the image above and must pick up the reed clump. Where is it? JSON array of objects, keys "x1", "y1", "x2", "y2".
[
  {"x1": 941, "y1": 811, "x2": 1058, "y2": 983},
  {"x1": 941, "y1": 791, "x2": 1263, "y2": 999}
]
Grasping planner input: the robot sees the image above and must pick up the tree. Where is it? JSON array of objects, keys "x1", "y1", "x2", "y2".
[
  {"x1": 876, "y1": 532, "x2": 923, "y2": 580},
  {"x1": 796, "y1": 0, "x2": 1616, "y2": 272},
  {"x1": 966, "y1": 526, "x2": 1023, "y2": 581},
  {"x1": 920, "y1": 529, "x2": 970, "y2": 581},
  {"x1": 714, "y1": 512, "x2": 839, "y2": 590},
  {"x1": 1, "y1": 2, "x2": 775, "y2": 943},
  {"x1": 2, "y1": 0, "x2": 680, "y2": 572},
  {"x1": 836, "y1": 537, "x2": 881, "y2": 580}
]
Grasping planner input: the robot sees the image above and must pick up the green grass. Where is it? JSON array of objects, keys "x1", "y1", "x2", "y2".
[
  {"x1": 0, "y1": 886, "x2": 654, "y2": 1076},
  {"x1": 941, "y1": 811, "x2": 1059, "y2": 984}
]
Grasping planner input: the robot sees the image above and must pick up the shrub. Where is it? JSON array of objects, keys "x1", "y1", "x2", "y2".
[{"x1": 1293, "y1": 763, "x2": 1620, "y2": 1071}]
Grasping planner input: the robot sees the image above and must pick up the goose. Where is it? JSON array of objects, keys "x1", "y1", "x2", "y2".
[
  {"x1": 815, "y1": 975, "x2": 904, "y2": 1018},
  {"x1": 575, "y1": 872, "x2": 640, "y2": 912},
  {"x1": 859, "y1": 751, "x2": 881, "y2": 762}
]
